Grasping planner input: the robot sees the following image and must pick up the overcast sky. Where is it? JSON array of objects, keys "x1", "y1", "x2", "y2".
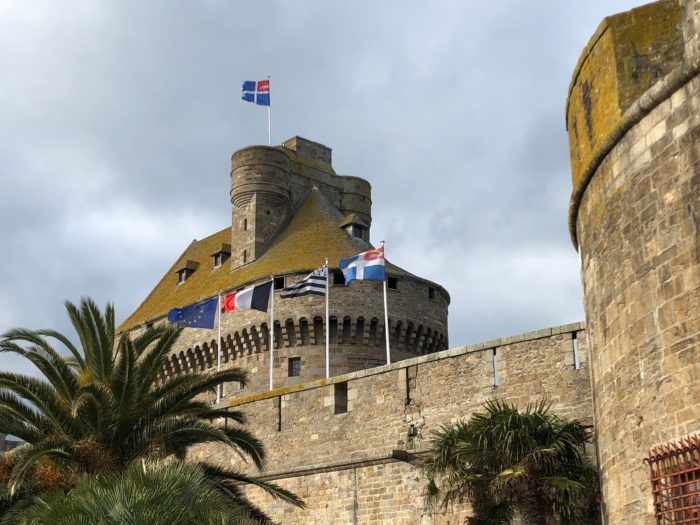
[{"x1": 0, "y1": 0, "x2": 643, "y2": 375}]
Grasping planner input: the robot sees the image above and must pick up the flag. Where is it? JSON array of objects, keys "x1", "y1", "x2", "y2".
[
  {"x1": 222, "y1": 281, "x2": 272, "y2": 313},
  {"x1": 281, "y1": 267, "x2": 327, "y2": 298},
  {"x1": 167, "y1": 298, "x2": 218, "y2": 329},
  {"x1": 242, "y1": 79, "x2": 270, "y2": 106},
  {"x1": 338, "y1": 246, "x2": 385, "y2": 283}
]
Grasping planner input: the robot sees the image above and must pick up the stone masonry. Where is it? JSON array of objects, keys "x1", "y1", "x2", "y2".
[
  {"x1": 115, "y1": 2, "x2": 700, "y2": 522},
  {"x1": 191, "y1": 323, "x2": 592, "y2": 523},
  {"x1": 567, "y1": 1, "x2": 700, "y2": 523}
]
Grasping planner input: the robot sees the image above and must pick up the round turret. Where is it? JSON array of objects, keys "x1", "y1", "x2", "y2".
[
  {"x1": 566, "y1": 2, "x2": 700, "y2": 523},
  {"x1": 230, "y1": 146, "x2": 291, "y2": 208},
  {"x1": 230, "y1": 146, "x2": 292, "y2": 267},
  {"x1": 340, "y1": 176, "x2": 372, "y2": 226}
]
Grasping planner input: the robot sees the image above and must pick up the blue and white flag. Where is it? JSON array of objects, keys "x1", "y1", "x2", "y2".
[
  {"x1": 167, "y1": 298, "x2": 218, "y2": 329},
  {"x1": 242, "y1": 79, "x2": 270, "y2": 106},
  {"x1": 338, "y1": 246, "x2": 385, "y2": 283},
  {"x1": 281, "y1": 266, "x2": 327, "y2": 297}
]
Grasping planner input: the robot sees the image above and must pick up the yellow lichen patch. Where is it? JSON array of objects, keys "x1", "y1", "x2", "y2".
[
  {"x1": 227, "y1": 382, "x2": 312, "y2": 407},
  {"x1": 117, "y1": 190, "x2": 409, "y2": 332},
  {"x1": 566, "y1": 0, "x2": 683, "y2": 191}
]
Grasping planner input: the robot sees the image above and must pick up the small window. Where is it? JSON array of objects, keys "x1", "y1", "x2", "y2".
[
  {"x1": 266, "y1": 210, "x2": 270, "y2": 215},
  {"x1": 177, "y1": 269, "x2": 191, "y2": 284},
  {"x1": 334, "y1": 382, "x2": 348, "y2": 414},
  {"x1": 388, "y1": 277, "x2": 399, "y2": 290},
  {"x1": 213, "y1": 252, "x2": 230, "y2": 268},
  {"x1": 333, "y1": 270, "x2": 346, "y2": 286},
  {"x1": 243, "y1": 250, "x2": 247, "y2": 264},
  {"x1": 274, "y1": 277, "x2": 285, "y2": 290},
  {"x1": 243, "y1": 218, "x2": 247, "y2": 231},
  {"x1": 288, "y1": 357, "x2": 301, "y2": 377},
  {"x1": 428, "y1": 287, "x2": 436, "y2": 300},
  {"x1": 351, "y1": 225, "x2": 365, "y2": 239}
]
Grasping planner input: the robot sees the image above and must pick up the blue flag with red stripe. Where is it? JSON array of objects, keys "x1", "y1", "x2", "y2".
[
  {"x1": 242, "y1": 79, "x2": 270, "y2": 106},
  {"x1": 338, "y1": 246, "x2": 385, "y2": 283}
]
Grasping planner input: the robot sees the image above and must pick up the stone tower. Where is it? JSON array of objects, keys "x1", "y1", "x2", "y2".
[
  {"x1": 229, "y1": 137, "x2": 372, "y2": 268},
  {"x1": 566, "y1": 1, "x2": 700, "y2": 523},
  {"x1": 118, "y1": 136, "x2": 449, "y2": 394}
]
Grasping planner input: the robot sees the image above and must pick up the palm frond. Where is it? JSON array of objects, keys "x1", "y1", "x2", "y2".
[
  {"x1": 422, "y1": 399, "x2": 600, "y2": 523},
  {"x1": 7, "y1": 440, "x2": 70, "y2": 495}
]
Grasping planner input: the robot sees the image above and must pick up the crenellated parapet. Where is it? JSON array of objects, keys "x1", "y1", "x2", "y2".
[{"x1": 159, "y1": 314, "x2": 448, "y2": 391}]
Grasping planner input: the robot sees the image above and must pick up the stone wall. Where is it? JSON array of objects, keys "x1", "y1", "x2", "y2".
[{"x1": 190, "y1": 322, "x2": 592, "y2": 524}]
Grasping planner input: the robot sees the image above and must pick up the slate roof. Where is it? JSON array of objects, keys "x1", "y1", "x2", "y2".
[{"x1": 118, "y1": 189, "x2": 423, "y2": 332}]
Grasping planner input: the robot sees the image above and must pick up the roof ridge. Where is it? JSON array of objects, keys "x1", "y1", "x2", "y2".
[{"x1": 117, "y1": 236, "x2": 204, "y2": 331}]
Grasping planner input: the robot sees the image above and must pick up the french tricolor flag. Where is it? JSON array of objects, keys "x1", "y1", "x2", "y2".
[
  {"x1": 222, "y1": 281, "x2": 272, "y2": 313},
  {"x1": 242, "y1": 79, "x2": 270, "y2": 106}
]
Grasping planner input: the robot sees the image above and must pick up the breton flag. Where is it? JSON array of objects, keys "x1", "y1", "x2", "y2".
[
  {"x1": 167, "y1": 298, "x2": 218, "y2": 329},
  {"x1": 242, "y1": 79, "x2": 270, "y2": 106},
  {"x1": 281, "y1": 267, "x2": 327, "y2": 298},
  {"x1": 222, "y1": 281, "x2": 273, "y2": 313},
  {"x1": 338, "y1": 246, "x2": 385, "y2": 283}
]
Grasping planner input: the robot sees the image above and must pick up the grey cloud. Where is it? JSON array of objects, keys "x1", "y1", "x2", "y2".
[{"x1": 1, "y1": 0, "x2": 642, "y2": 372}]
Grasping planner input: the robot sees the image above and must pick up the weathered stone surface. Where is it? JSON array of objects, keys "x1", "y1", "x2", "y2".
[
  {"x1": 191, "y1": 324, "x2": 592, "y2": 523},
  {"x1": 569, "y1": 2, "x2": 700, "y2": 523}
]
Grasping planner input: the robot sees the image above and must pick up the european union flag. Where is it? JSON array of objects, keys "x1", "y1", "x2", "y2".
[{"x1": 167, "y1": 298, "x2": 217, "y2": 329}]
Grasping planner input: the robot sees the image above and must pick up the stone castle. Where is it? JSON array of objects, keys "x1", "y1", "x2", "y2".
[{"x1": 118, "y1": 1, "x2": 700, "y2": 523}]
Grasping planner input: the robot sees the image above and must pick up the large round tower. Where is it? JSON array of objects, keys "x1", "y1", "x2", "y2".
[
  {"x1": 118, "y1": 136, "x2": 449, "y2": 397},
  {"x1": 566, "y1": 1, "x2": 700, "y2": 523}
]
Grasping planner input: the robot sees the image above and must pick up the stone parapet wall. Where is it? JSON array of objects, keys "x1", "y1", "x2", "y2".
[{"x1": 190, "y1": 322, "x2": 592, "y2": 523}]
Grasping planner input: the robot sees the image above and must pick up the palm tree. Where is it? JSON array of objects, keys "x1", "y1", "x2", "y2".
[
  {"x1": 0, "y1": 297, "x2": 302, "y2": 523},
  {"x1": 9, "y1": 460, "x2": 263, "y2": 525},
  {"x1": 423, "y1": 400, "x2": 600, "y2": 525}
]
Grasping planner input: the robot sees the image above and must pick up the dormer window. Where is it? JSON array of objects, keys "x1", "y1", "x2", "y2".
[
  {"x1": 340, "y1": 214, "x2": 370, "y2": 241},
  {"x1": 175, "y1": 260, "x2": 198, "y2": 285},
  {"x1": 211, "y1": 243, "x2": 231, "y2": 269},
  {"x1": 177, "y1": 269, "x2": 193, "y2": 284}
]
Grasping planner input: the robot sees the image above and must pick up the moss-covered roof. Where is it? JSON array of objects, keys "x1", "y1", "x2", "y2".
[{"x1": 118, "y1": 189, "x2": 417, "y2": 332}]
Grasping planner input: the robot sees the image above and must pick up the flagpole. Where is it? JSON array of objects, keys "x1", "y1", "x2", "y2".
[
  {"x1": 269, "y1": 276, "x2": 274, "y2": 390},
  {"x1": 267, "y1": 75, "x2": 271, "y2": 146},
  {"x1": 216, "y1": 293, "x2": 222, "y2": 404},
  {"x1": 381, "y1": 241, "x2": 391, "y2": 365},
  {"x1": 325, "y1": 258, "x2": 330, "y2": 379}
]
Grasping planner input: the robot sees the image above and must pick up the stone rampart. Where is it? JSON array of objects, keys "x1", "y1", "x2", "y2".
[{"x1": 191, "y1": 322, "x2": 592, "y2": 524}]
